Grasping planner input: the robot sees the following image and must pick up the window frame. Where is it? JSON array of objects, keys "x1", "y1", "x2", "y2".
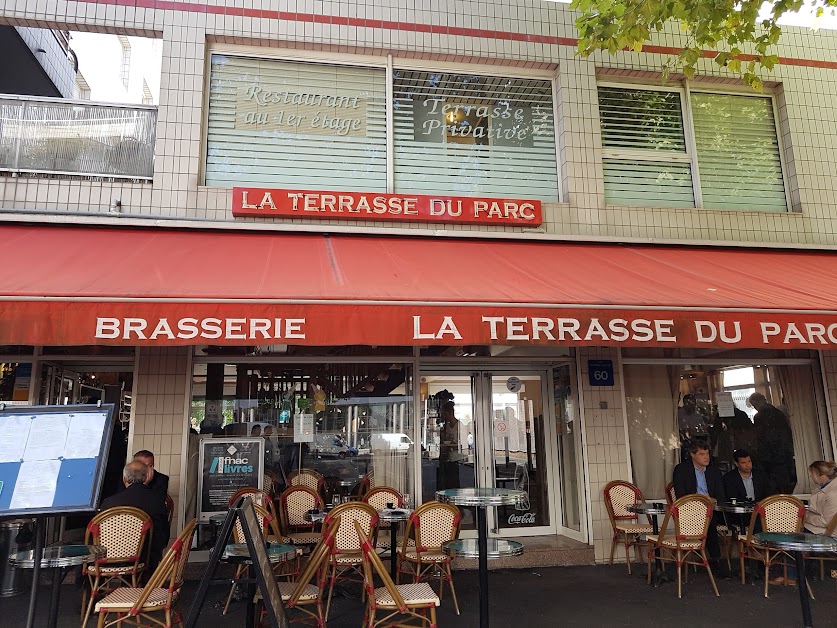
[
  {"x1": 598, "y1": 80, "x2": 791, "y2": 212},
  {"x1": 200, "y1": 45, "x2": 562, "y2": 201}
]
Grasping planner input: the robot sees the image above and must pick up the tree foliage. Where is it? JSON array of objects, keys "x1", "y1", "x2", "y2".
[{"x1": 570, "y1": 0, "x2": 837, "y2": 90}]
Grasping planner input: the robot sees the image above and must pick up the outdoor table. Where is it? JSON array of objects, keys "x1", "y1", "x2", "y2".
[
  {"x1": 436, "y1": 487, "x2": 526, "y2": 628},
  {"x1": 10, "y1": 544, "x2": 105, "y2": 628},
  {"x1": 377, "y1": 507, "x2": 412, "y2": 579},
  {"x1": 627, "y1": 501, "x2": 670, "y2": 586},
  {"x1": 220, "y1": 542, "x2": 297, "y2": 628},
  {"x1": 754, "y1": 532, "x2": 837, "y2": 628},
  {"x1": 304, "y1": 509, "x2": 328, "y2": 524}
]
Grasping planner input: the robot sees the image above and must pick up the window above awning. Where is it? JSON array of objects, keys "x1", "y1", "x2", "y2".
[{"x1": 3, "y1": 224, "x2": 837, "y2": 349}]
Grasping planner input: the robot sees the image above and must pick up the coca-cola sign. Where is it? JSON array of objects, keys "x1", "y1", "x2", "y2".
[{"x1": 507, "y1": 512, "x2": 537, "y2": 525}]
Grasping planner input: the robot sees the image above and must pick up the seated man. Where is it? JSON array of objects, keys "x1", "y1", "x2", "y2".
[
  {"x1": 672, "y1": 439, "x2": 730, "y2": 577},
  {"x1": 133, "y1": 449, "x2": 170, "y2": 499},
  {"x1": 724, "y1": 449, "x2": 775, "y2": 503},
  {"x1": 100, "y1": 461, "x2": 170, "y2": 571}
]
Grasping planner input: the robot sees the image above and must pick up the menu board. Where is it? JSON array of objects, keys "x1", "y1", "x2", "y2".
[
  {"x1": 197, "y1": 437, "x2": 264, "y2": 522},
  {"x1": 0, "y1": 404, "x2": 115, "y2": 516}
]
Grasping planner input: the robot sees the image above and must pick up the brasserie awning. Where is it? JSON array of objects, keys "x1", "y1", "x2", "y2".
[{"x1": 3, "y1": 223, "x2": 837, "y2": 349}]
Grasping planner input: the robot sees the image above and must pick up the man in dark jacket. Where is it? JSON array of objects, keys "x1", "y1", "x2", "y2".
[
  {"x1": 133, "y1": 450, "x2": 170, "y2": 499},
  {"x1": 723, "y1": 449, "x2": 775, "y2": 503},
  {"x1": 100, "y1": 461, "x2": 170, "y2": 570},
  {"x1": 672, "y1": 439, "x2": 729, "y2": 577}
]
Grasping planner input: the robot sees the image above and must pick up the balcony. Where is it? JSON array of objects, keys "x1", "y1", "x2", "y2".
[{"x1": 0, "y1": 95, "x2": 156, "y2": 180}]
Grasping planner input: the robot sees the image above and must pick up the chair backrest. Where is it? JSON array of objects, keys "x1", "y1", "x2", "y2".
[
  {"x1": 665, "y1": 482, "x2": 676, "y2": 506},
  {"x1": 229, "y1": 487, "x2": 272, "y2": 508},
  {"x1": 289, "y1": 469, "x2": 324, "y2": 493},
  {"x1": 232, "y1": 502, "x2": 272, "y2": 543},
  {"x1": 280, "y1": 486, "x2": 324, "y2": 529},
  {"x1": 164, "y1": 494, "x2": 175, "y2": 526},
  {"x1": 359, "y1": 470, "x2": 374, "y2": 498},
  {"x1": 128, "y1": 519, "x2": 197, "y2": 616},
  {"x1": 603, "y1": 480, "x2": 643, "y2": 527},
  {"x1": 287, "y1": 517, "x2": 339, "y2": 608},
  {"x1": 749, "y1": 494, "x2": 805, "y2": 537},
  {"x1": 405, "y1": 501, "x2": 461, "y2": 551},
  {"x1": 324, "y1": 501, "x2": 379, "y2": 553},
  {"x1": 363, "y1": 486, "x2": 403, "y2": 510},
  {"x1": 657, "y1": 494, "x2": 713, "y2": 547},
  {"x1": 355, "y1": 521, "x2": 406, "y2": 609},
  {"x1": 86, "y1": 506, "x2": 152, "y2": 564}
]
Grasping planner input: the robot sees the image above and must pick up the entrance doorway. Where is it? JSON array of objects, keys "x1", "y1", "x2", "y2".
[{"x1": 420, "y1": 367, "x2": 584, "y2": 539}]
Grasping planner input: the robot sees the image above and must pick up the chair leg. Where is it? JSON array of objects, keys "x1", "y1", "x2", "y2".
[
  {"x1": 223, "y1": 565, "x2": 246, "y2": 615},
  {"x1": 704, "y1": 550, "x2": 720, "y2": 597},
  {"x1": 764, "y1": 552, "x2": 771, "y2": 598},
  {"x1": 646, "y1": 548, "x2": 653, "y2": 585},
  {"x1": 445, "y1": 563, "x2": 460, "y2": 615},
  {"x1": 325, "y1": 562, "x2": 337, "y2": 620},
  {"x1": 739, "y1": 546, "x2": 746, "y2": 585},
  {"x1": 82, "y1": 575, "x2": 100, "y2": 627},
  {"x1": 624, "y1": 536, "x2": 633, "y2": 575},
  {"x1": 429, "y1": 605, "x2": 437, "y2": 628},
  {"x1": 609, "y1": 534, "x2": 618, "y2": 565},
  {"x1": 676, "y1": 551, "x2": 683, "y2": 598}
]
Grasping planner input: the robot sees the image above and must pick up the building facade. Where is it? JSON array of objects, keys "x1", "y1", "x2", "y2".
[{"x1": 1, "y1": 0, "x2": 837, "y2": 564}]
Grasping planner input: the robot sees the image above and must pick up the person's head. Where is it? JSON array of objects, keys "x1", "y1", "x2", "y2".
[
  {"x1": 264, "y1": 426, "x2": 274, "y2": 436},
  {"x1": 133, "y1": 450, "x2": 155, "y2": 484},
  {"x1": 122, "y1": 460, "x2": 149, "y2": 487},
  {"x1": 808, "y1": 460, "x2": 837, "y2": 485},
  {"x1": 747, "y1": 392, "x2": 768, "y2": 412},
  {"x1": 688, "y1": 439, "x2": 711, "y2": 469},
  {"x1": 682, "y1": 394, "x2": 697, "y2": 412},
  {"x1": 733, "y1": 449, "x2": 753, "y2": 475},
  {"x1": 441, "y1": 401, "x2": 456, "y2": 421},
  {"x1": 251, "y1": 425, "x2": 262, "y2": 436}
]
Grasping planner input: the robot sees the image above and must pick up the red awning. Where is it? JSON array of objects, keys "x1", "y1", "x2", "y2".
[{"x1": 3, "y1": 224, "x2": 837, "y2": 349}]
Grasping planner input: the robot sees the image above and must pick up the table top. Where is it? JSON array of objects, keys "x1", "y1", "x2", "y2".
[
  {"x1": 221, "y1": 543, "x2": 298, "y2": 563},
  {"x1": 717, "y1": 500, "x2": 756, "y2": 514},
  {"x1": 753, "y1": 532, "x2": 837, "y2": 553},
  {"x1": 627, "y1": 502, "x2": 668, "y2": 516},
  {"x1": 436, "y1": 488, "x2": 527, "y2": 507},
  {"x1": 304, "y1": 510, "x2": 328, "y2": 523},
  {"x1": 209, "y1": 513, "x2": 229, "y2": 525},
  {"x1": 10, "y1": 544, "x2": 105, "y2": 568},
  {"x1": 442, "y1": 538, "x2": 524, "y2": 559},
  {"x1": 378, "y1": 508, "x2": 412, "y2": 522}
]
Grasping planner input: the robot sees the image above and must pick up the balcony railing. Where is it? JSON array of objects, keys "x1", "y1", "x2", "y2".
[{"x1": 0, "y1": 95, "x2": 156, "y2": 180}]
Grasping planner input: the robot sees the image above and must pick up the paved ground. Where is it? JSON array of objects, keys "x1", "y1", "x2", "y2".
[{"x1": 2, "y1": 564, "x2": 835, "y2": 627}]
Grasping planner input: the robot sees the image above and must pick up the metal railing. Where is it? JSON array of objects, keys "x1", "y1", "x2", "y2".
[{"x1": 0, "y1": 95, "x2": 156, "y2": 180}]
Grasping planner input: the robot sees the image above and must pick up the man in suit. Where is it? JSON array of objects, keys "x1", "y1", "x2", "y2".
[
  {"x1": 133, "y1": 450, "x2": 170, "y2": 498},
  {"x1": 100, "y1": 461, "x2": 170, "y2": 570},
  {"x1": 672, "y1": 439, "x2": 730, "y2": 577},
  {"x1": 724, "y1": 449, "x2": 775, "y2": 503}
]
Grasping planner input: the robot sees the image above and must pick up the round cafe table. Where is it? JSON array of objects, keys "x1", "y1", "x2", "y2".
[
  {"x1": 11, "y1": 544, "x2": 105, "y2": 628},
  {"x1": 626, "y1": 501, "x2": 669, "y2": 586},
  {"x1": 377, "y1": 507, "x2": 412, "y2": 579},
  {"x1": 436, "y1": 488, "x2": 526, "y2": 628},
  {"x1": 754, "y1": 532, "x2": 837, "y2": 628}
]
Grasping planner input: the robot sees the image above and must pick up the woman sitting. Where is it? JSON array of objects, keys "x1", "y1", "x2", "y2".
[{"x1": 805, "y1": 460, "x2": 837, "y2": 536}]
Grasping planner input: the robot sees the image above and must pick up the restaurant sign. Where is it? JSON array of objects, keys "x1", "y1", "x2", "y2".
[{"x1": 232, "y1": 187, "x2": 543, "y2": 227}]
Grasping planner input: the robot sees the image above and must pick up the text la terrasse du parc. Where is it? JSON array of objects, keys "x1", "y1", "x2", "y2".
[{"x1": 93, "y1": 316, "x2": 837, "y2": 346}]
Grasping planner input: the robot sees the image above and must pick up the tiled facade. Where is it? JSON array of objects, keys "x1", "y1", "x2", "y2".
[{"x1": 2, "y1": 0, "x2": 837, "y2": 560}]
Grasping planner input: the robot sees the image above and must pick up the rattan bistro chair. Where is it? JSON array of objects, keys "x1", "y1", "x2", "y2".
[
  {"x1": 280, "y1": 485, "x2": 325, "y2": 546},
  {"x1": 94, "y1": 519, "x2": 197, "y2": 628},
  {"x1": 665, "y1": 482, "x2": 676, "y2": 506},
  {"x1": 363, "y1": 486, "x2": 404, "y2": 551},
  {"x1": 81, "y1": 506, "x2": 152, "y2": 627},
  {"x1": 647, "y1": 494, "x2": 719, "y2": 598},
  {"x1": 356, "y1": 521, "x2": 440, "y2": 628},
  {"x1": 222, "y1": 503, "x2": 273, "y2": 615},
  {"x1": 396, "y1": 500, "x2": 462, "y2": 615},
  {"x1": 809, "y1": 511, "x2": 837, "y2": 580},
  {"x1": 289, "y1": 468, "x2": 326, "y2": 494},
  {"x1": 739, "y1": 494, "x2": 808, "y2": 597},
  {"x1": 603, "y1": 481, "x2": 653, "y2": 575}
]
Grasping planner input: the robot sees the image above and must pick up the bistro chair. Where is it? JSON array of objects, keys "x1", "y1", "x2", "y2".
[
  {"x1": 363, "y1": 486, "x2": 404, "y2": 551},
  {"x1": 355, "y1": 521, "x2": 440, "y2": 628},
  {"x1": 396, "y1": 500, "x2": 462, "y2": 615},
  {"x1": 255, "y1": 516, "x2": 340, "y2": 627},
  {"x1": 94, "y1": 519, "x2": 197, "y2": 628},
  {"x1": 164, "y1": 494, "x2": 175, "y2": 526},
  {"x1": 603, "y1": 480, "x2": 653, "y2": 575},
  {"x1": 229, "y1": 487, "x2": 291, "y2": 545},
  {"x1": 289, "y1": 468, "x2": 326, "y2": 494},
  {"x1": 322, "y1": 501, "x2": 380, "y2": 618},
  {"x1": 646, "y1": 494, "x2": 719, "y2": 598},
  {"x1": 222, "y1": 502, "x2": 273, "y2": 615},
  {"x1": 279, "y1": 485, "x2": 325, "y2": 546},
  {"x1": 357, "y1": 470, "x2": 375, "y2": 499},
  {"x1": 809, "y1": 511, "x2": 837, "y2": 580},
  {"x1": 665, "y1": 482, "x2": 676, "y2": 506},
  {"x1": 738, "y1": 494, "x2": 807, "y2": 598},
  {"x1": 81, "y1": 506, "x2": 152, "y2": 627}
]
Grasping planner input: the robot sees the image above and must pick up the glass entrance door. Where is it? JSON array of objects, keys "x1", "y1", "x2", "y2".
[{"x1": 420, "y1": 370, "x2": 557, "y2": 537}]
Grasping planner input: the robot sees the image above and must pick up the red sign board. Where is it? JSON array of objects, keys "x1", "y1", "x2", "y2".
[{"x1": 232, "y1": 187, "x2": 543, "y2": 227}]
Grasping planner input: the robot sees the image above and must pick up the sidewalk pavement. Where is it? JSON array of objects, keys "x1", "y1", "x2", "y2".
[{"x1": 1, "y1": 564, "x2": 834, "y2": 627}]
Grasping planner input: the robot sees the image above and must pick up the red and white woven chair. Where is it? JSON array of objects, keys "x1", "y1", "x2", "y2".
[
  {"x1": 279, "y1": 485, "x2": 325, "y2": 546},
  {"x1": 356, "y1": 521, "x2": 439, "y2": 628},
  {"x1": 81, "y1": 506, "x2": 152, "y2": 627},
  {"x1": 362, "y1": 486, "x2": 404, "y2": 551},
  {"x1": 94, "y1": 519, "x2": 197, "y2": 628},
  {"x1": 289, "y1": 468, "x2": 325, "y2": 495},
  {"x1": 222, "y1": 502, "x2": 273, "y2": 615},
  {"x1": 603, "y1": 480, "x2": 653, "y2": 575},
  {"x1": 646, "y1": 494, "x2": 719, "y2": 598},
  {"x1": 396, "y1": 500, "x2": 462, "y2": 615}
]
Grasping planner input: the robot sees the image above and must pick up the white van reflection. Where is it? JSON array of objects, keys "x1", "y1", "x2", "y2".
[
  {"x1": 371, "y1": 433, "x2": 413, "y2": 452},
  {"x1": 313, "y1": 433, "x2": 358, "y2": 459}
]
